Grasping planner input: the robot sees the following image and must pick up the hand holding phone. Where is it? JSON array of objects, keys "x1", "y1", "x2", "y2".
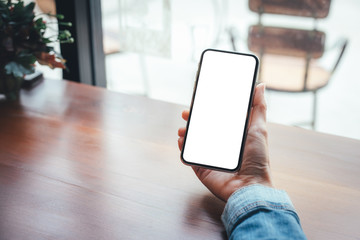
[
  {"x1": 181, "y1": 49, "x2": 259, "y2": 172},
  {"x1": 178, "y1": 83, "x2": 272, "y2": 201}
]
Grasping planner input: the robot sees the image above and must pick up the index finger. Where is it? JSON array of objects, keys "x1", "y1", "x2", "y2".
[
  {"x1": 250, "y1": 83, "x2": 267, "y2": 128},
  {"x1": 182, "y1": 110, "x2": 190, "y2": 121}
]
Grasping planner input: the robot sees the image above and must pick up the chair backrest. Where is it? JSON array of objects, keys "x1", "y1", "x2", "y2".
[
  {"x1": 247, "y1": 0, "x2": 331, "y2": 59},
  {"x1": 248, "y1": 25, "x2": 325, "y2": 58},
  {"x1": 249, "y1": 0, "x2": 331, "y2": 19}
]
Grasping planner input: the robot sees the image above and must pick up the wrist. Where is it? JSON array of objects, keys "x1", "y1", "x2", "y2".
[{"x1": 225, "y1": 175, "x2": 273, "y2": 202}]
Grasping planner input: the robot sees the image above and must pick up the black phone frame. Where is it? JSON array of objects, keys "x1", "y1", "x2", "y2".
[{"x1": 180, "y1": 49, "x2": 259, "y2": 172}]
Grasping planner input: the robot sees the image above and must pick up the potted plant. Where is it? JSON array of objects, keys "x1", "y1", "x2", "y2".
[{"x1": 0, "y1": 0, "x2": 73, "y2": 100}]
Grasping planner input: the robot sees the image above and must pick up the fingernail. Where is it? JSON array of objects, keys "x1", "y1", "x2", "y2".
[{"x1": 258, "y1": 83, "x2": 265, "y2": 93}]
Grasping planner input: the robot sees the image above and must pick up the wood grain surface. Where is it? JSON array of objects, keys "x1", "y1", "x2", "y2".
[{"x1": 0, "y1": 79, "x2": 359, "y2": 239}]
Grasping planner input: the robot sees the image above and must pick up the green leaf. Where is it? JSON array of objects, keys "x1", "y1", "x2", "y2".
[
  {"x1": 4, "y1": 51, "x2": 36, "y2": 77},
  {"x1": 11, "y1": 1, "x2": 35, "y2": 25},
  {"x1": 12, "y1": 1, "x2": 25, "y2": 15},
  {"x1": 0, "y1": 1, "x2": 10, "y2": 20},
  {"x1": 17, "y1": 52, "x2": 37, "y2": 65},
  {"x1": 23, "y1": 2, "x2": 35, "y2": 14},
  {"x1": 0, "y1": 1, "x2": 7, "y2": 8},
  {"x1": 34, "y1": 17, "x2": 46, "y2": 30},
  {"x1": 41, "y1": 37, "x2": 52, "y2": 44},
  {"x1": 46, "y1": 46, "x2": 54, "y2": 52},
  {"x1": 5, "y1": 61, "x2": 34, "y2": 78}
]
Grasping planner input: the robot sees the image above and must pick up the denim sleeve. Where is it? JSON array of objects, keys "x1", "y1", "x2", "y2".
[{"x1": 221, "y1": 184, "x2": 307, "y2": 240}]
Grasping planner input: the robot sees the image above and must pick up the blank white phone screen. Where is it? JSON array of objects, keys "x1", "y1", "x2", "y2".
[{"x1": 183, "y1": 50, "x2": 257, "y2": 170}]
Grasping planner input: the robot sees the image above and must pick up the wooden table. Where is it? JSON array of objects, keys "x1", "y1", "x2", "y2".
[{"x1": 1, "y1": 79, "x2": 359, "y2": 240}]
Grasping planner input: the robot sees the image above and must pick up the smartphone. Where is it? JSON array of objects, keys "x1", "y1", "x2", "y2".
[{"x1": 181, "y1": 49, "x2": 259, "y2": 172}]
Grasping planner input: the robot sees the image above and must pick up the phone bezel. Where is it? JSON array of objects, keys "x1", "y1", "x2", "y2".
[{"x1": 180, "y1": 49, "x2": 259, "y2": 172}]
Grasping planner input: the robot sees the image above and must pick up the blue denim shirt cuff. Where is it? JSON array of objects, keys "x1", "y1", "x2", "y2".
[{"x1": 221, "y1": 184, "x2": 297, "y2": 236}]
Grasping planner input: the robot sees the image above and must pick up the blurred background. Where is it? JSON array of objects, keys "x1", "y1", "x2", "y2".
[{"x1": 36, "y1": 0, "x2": 360, "y2": 140}]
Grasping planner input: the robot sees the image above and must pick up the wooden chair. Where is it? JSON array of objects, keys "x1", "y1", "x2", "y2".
[{"x1": 246, "y1": 0, "x2": 348, "y2": 129}]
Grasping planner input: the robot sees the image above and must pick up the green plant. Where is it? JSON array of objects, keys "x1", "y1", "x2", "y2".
[{"x1": 0, "y1": 0, "x2": 73, "y2": 79}]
